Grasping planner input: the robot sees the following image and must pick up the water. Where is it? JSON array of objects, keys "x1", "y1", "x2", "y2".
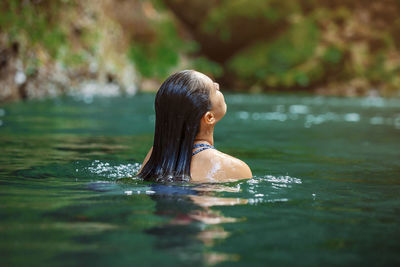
[{"x1": 0, "y1": 93, "x2": 399, "y2": 266}]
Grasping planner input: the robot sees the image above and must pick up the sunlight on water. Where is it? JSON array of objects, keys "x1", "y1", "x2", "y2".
[
  {"x1": 1, "y1": 94, "x2": 399, "y2": 266},
  {"x1": 250, "y1": 175, "x2": 302, "y2": 186},
  {"x1": 235, "y1": 104, "x2": 399, "y2": 129},
  {"x1": 245, "y1": 175, "x2": 303, "y2": 204},
  {"x1": 289, "y1": 104, "x2": 309, "y2": 114}
]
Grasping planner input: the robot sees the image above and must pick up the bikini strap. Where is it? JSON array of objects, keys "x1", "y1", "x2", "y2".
[
  {"x1": 192, "y1": 143, "x2": 215, "y2": 156},
  {"x1": 193, "y1": 143, "x2": 214, "y2": 149}
]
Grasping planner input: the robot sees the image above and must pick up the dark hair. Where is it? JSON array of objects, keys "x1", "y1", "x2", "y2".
[{"x1": 138, "y1": 70, "x2": 212, "y2": 182}]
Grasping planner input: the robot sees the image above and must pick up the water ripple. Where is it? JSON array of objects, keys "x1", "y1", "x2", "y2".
[
  {"x1": 245, "y1": 175, "x2": 303, "y2": 205},
  {"x1": 85, "y1": 160, "x2": 141, "y2": 179}
]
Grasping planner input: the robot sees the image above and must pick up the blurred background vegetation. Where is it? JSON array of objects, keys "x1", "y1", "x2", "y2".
[{"x1": 1, "y1": 0, "x2": 400, "y2": 102}]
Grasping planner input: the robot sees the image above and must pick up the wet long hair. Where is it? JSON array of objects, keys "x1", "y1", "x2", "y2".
[{"x1": 138, "y1": 70, "x2": 212, "y2": 182}]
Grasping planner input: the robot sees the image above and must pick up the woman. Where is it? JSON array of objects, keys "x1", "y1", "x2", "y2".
[{"x1": 138, "y1": 70, "x2": 252, "y2": 183}]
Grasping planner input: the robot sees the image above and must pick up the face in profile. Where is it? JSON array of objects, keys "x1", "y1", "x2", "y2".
[{"x1": 194, "y1": 71, "x2": 227, "y2": 122}]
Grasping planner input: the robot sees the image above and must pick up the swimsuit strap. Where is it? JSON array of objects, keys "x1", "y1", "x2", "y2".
[
  {"x1": 192, "y1": 143, "x2": 215, "y2": 156},
  {"x1": 193, "y1": 143, "x2": 214, "y2": 149}
]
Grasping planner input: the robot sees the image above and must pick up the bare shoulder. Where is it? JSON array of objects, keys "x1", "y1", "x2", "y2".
[
  {"x1": 213, "y1": 150, "x2": 253, "y2": 179},
  {"x1": 190, "y1": 148, "x2": 252, "y2": 182}
]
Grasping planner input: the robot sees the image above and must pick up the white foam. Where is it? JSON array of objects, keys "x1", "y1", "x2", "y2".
[
  {"x1": 249, "y1": 175, "x2": 302, "y2": 185},
  {"x1": 86, "y1": 160, "x2": 141, "y2": 179}
]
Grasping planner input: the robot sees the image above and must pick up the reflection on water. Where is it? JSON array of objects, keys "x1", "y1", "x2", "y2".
[
  {"x1": 80, "y1": 166, "x2": 254, "y2": 265},
  {"x1": 141, "y1": 182, "x2": 249, "y2": 265},
  {"x1": 104, "y1": 170, "x2": 303, "y2": 265},
  {"x1": 1, "y1": 94, "x2": 399, "y2": 266}
]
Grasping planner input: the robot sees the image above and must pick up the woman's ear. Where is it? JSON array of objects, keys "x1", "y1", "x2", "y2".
[{"x1": 203, "y1": 111, "x2": 216, "y2": 125}]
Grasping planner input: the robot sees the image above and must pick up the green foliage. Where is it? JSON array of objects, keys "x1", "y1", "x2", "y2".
[
  {"x1": 0, "y1": 0, "x2": 67, "y2": 58},
  {"x1": 228, "y1": 18, "x2": 320, "y2": 87},
  {"x1": 202, "y1": 0, "x2": 294, "y2": 39},
  {"x1": 1, "y1": 0, "x2": 399, "y2": 95},
  {"x1": 128, "y1": 19, "x2": 184, "y2": 79},
  {"x1": 191, "y1": 57, "x2": 223, "y2": 78},
  {"x1": 127, "y1": 0, "x2": 199, "y2": 79},
  {"x1": 323, "y1": 46, "x2": 342, "y2": 64}
]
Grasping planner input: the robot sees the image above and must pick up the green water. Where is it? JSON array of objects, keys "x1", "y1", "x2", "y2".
[{"x1": 0, "y1": 93, "x2": 399, "y2": 266}]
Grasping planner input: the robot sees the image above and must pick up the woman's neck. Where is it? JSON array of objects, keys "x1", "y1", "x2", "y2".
[{"x1": 194, "y1": 124, "x2": 214, "y2": 146}]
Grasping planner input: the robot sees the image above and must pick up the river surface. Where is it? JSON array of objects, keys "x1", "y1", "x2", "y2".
[{"x1": 0, "y1": 93, "x2": 399, "y2": 266}]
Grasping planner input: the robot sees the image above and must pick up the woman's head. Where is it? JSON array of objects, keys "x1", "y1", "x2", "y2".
[
  {"x1": 193, "y1": 71, "x2": 226, "y2": 123},
  {"x1": 139, "y1": 70, "x2": 225, "y2": 182}
]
